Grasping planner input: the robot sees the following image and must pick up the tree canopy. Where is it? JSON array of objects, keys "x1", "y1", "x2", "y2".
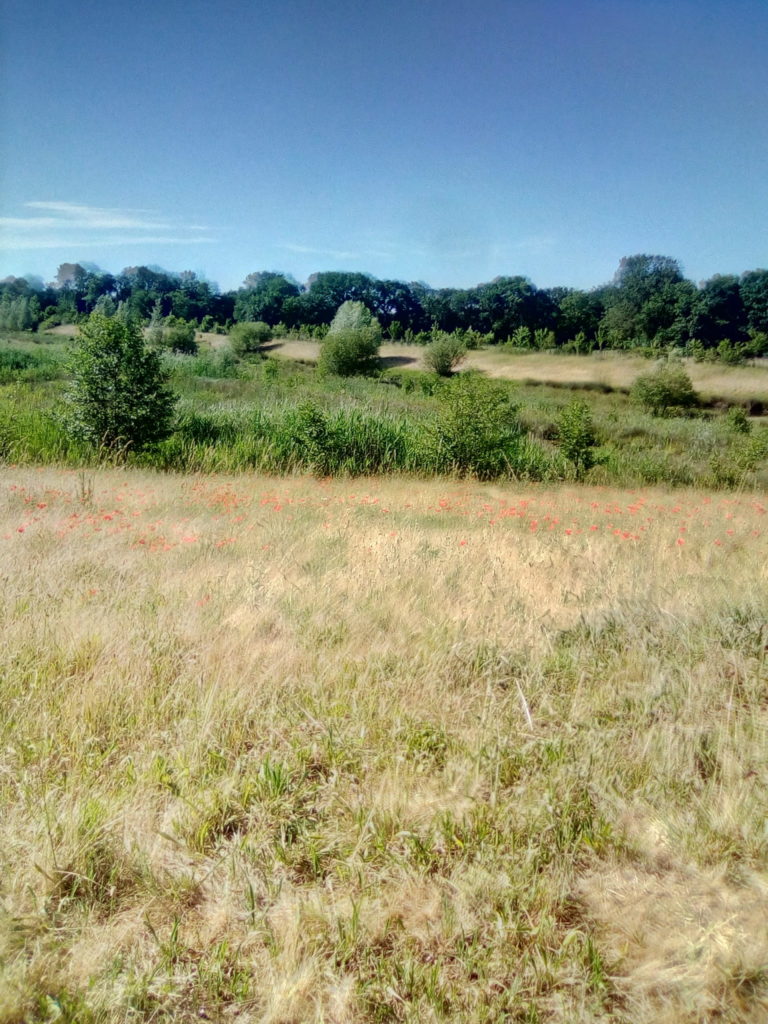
[{"x1": 3, "y1": 255, "x2": 768, "y2": 359}]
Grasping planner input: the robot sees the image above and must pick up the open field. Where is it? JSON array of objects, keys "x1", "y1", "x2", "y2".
[
  {"x1": 266, "y1": 340, "x2": 768, "y2": 405},
  {"x1": 1, "y1": 466, "x2": 767, "y2": 1022},
  {"x1": 40, "y1": 328, "x2": 768, "y2": 405},
  {"x1": 5, "y1": 328, "x2": 768, "y2": 491}
]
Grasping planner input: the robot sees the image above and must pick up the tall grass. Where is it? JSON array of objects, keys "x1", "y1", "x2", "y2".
[
  {"x1": 1, "y1": 467, "x2": 766, "y2": 1021},
  {"x1": 1, "y1": 349, "x2": 767, "y2": 488}
]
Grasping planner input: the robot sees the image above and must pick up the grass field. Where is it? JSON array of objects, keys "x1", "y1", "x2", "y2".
[
  {"x1": 3, "y1": 327, "x2": 766, "y2": 492},
  {"x1": 266, "y1": 340, "x2": 768, "y2": 405},
  {"x1": 40, "y1": 327, "x2": 768, "y2": 405},
  {"x1": 1, "y1": 466, "x2": 767, "y2": 1022}
]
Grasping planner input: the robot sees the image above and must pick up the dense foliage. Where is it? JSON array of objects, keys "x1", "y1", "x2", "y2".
[
  {"x1": 556, "y1": 400, "x2": 598, "y2": 479},
  {"x1": 64, "y1": 313, "x2": 177, "y2": 454},
  {"x1": 318, "y1": 303, "x2": 382, "y2": 376},
  {"x1": 229, "y1": 320, "x2": 273, "y2": 355},
  {"x1": 3, "y1": 254, "x2": 768, "y2": 361},
  {"x1": 630, "y1": 362, "x2": 699, "y2": 416},
  {"x1": 422, "y1": 332, "x2": 468, "y2": 376}
]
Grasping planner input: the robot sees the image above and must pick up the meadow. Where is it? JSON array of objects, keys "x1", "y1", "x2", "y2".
[
  {"x1": 1, "y1": 465, "x2": 767, "y2": 1022},
  {"x1": 268, "y1": 338, "x2": 768, "y2": 406},
  {"x1": 2, "y1": 329, "x2": 768, "y2": 490}
]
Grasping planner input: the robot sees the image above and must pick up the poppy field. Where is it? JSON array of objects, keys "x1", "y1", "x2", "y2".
[{"x1": 1, "y1": 466, "x2": 767, "y2": 1022}]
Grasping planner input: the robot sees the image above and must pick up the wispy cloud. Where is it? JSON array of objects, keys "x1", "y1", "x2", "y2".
[
  {"x1": 280, "y1": 242, "x2": 362, "y2": 261},
  {"x1": 280, "y1": 241, "x2": 395, "y2": 262},
  {"x1": 0, "y1": 201, "x2": 215, "y2": 249}
]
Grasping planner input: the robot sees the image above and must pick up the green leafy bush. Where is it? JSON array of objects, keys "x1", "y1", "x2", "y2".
[
  {"x1": 229, "y1": 321, "x2": 272, "y2": 356},
  {"x1": 318, "y1": 327, "x2": 381, "y2": 377},
  {"x1": 724, "y1": 406, "x2": 751, "y2": 434},
  {"x1": 715, "y1": 339, "x2": 745, "y2": 365},
  {"x1": 431, "y1": 373, "x2": 527, "y2": 479},
  {"x1": 630, "y1": 362, "x2": 698, "y2": 416},
  {"x1": 163, "y1": 317, "x2": 198, "y2": 354},
  {"x1": 316, "y1": 301, "x2": 382, "y2": 377},
  {"x1": 423, "y1": 333, "x2": 467, "y2": 376},
  {"x1": 64, "y1": 312, "x2": 177, "y2": 455}
]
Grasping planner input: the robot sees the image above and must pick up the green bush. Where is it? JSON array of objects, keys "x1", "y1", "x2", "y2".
[
  {"x1": 229, "y1": 321, "x2": 272, "y2": 355},
  {"x1": 715, "y1": 339, "x2": 745, "y2": 365},
  {"x1": 724, "y1": 406, "x2": 751, "y2": 434},
  {"x1": 556, "y1": 400, "x2": 598, "y2": 478},
  {"x1": 64, "y1": 312, "x2": 177, "y2": 455},
  {"x1": 630, "y1": 362, "x2": 698, "y2": 416},
  {"x1": 423, "y1": 333, "x2": 467, "y2": 376},
  {"x1": 163, "y1": 317, "x2": 198, "y2": 354},
  {"x1": 431, "y1": 373, "x2": 527, "y2": 479},
  {"x1": 744, "y1": 330, "x2": 768, "y2": 358},
  {"x1": 318, "y1": 327, "x2": 381, "y2": 377}
]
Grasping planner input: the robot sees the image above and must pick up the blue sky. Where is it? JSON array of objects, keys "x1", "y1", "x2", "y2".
[{"x1": 1, "y1": 0, "x2": 766, "y2": 292}]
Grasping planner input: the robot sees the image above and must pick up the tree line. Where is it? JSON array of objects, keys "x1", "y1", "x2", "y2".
[{"x1": 2, "y1": 255, "x2": 768, "y2": 358}]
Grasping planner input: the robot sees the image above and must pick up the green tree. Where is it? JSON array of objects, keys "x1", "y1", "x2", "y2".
[
  {"x1": 740, "y1": 269, "x2": 768, "y2": 334},
  {"x1": 327, "y1": 300, "x2": 379, "y2": 334},
  {"x1": 146, "y1": 300, "x2": 165, "y2": 347},
  {"x1": 163, "y1": 316, "x2": 198, "y2": 354},
  {"x1": 235, "y1": 272, "x2": 300, "y2": 325},
  {"x1": 318, "y1": 301, "x2": 382, "y2": 376},
  {"x1": 690, "y1": 275, "x2": 746, "y2": 346},
  {"x1": 64, "y1": 312, "x2": 176, "y2": 454},
  {"x1": 318, "y1": 327, "x2": 381, "y2": 376}
]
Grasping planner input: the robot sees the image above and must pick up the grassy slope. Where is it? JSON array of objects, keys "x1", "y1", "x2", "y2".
[{"x1": 1, "y1": 467, "x2": 767, "y2": 1022}]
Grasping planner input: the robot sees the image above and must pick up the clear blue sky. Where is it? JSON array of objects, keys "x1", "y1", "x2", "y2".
[{"x1": 1, "y1": 0, "x2": 766, "y2": 292}]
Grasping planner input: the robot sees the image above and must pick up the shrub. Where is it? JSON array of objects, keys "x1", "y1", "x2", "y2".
[
  {"x1": 423, "y1": 333, "x2": 467, "y2": 376},
  {"x1": 716, "y1": 339, "x2": 745, "y2": 365},
  {"x1": 533, "y1": 328, "x2": 556, "y2": 350},
  {"x1": 229, "y1": 321, "x2": 272, "y2": 355},
  {"x1": 163, "y1": 317, "x2": 198, "y2": 354},
  {"x1": 146, "y1": 301, "x2": 165, "y2": 348},
  {"x1": 556, "y1": 400, "x2": 598, "y2": 478},
  {"x1": 318, "y1": 327, "x2": 381, "y2": 377},
  {"x1": 630, "y1": 362, "x2": 698, "y2": 416},
  {"x1": 431, "y1": 373, "x2": 527, "y2": 479},
  {"x1": 724, "y1": 406, "x2": 751, "y2": 434},
  {"x1": 64, "y1": 312, "x2": 177, "y2": 455},
  {"x1": 744, "y1": 330, "x2": 768, "y2": 358}
]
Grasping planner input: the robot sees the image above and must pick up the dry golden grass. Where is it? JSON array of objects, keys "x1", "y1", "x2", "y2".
[
  {"x1": 1, "y1": 466, "x2": 767, "y2": 1021},
  {"x1": 267, "y1": 340, "x2": 768, "y2": 403}
]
